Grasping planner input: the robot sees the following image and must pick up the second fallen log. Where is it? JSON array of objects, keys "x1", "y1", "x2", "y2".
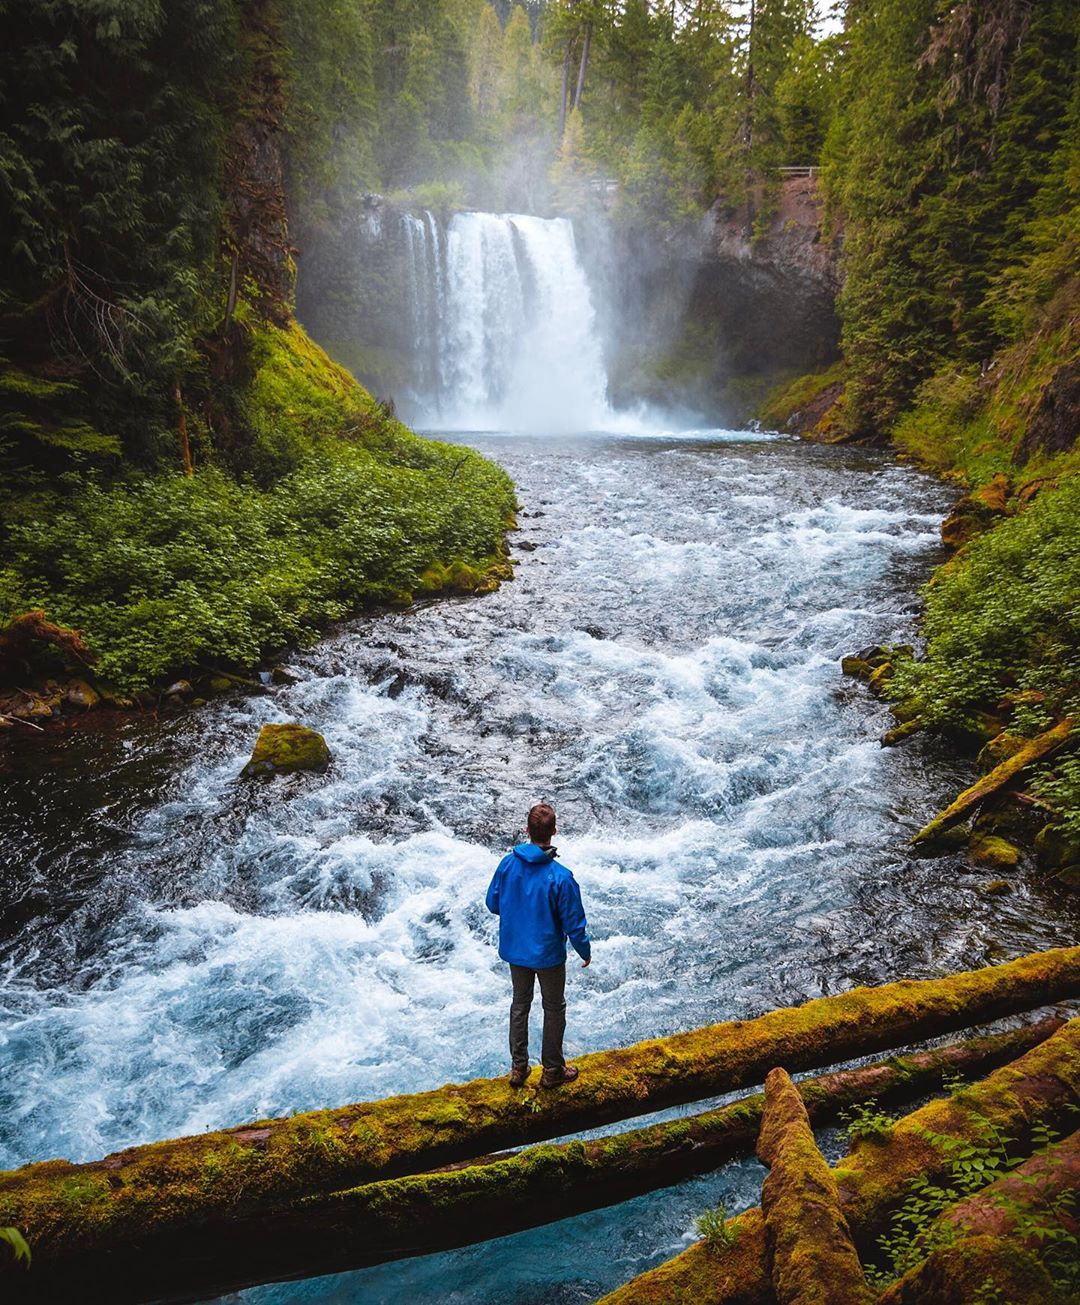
[{"x1": 757, "y1": 1067, "x2": 874, "y2": 1305}]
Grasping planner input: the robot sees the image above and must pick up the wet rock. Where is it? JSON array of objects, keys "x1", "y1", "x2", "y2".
[
  {"x1": 516, "y1": 540, "x2": 538, "y2": 552},
  {"x1": 980, "y1": 879, "x2": 1013, "y2": 896},
  {"x1": 940, "y1": 511, "x2": 983, "y2": 550},
  {"x1": 1054, "y1": 866, "x2": 1080, "y2": 891},
  {"x1": 841, "y1": 655, "x2": 872, "y2": 679},
  {"x1": 940, "y1": 474, "x2": 1010, "y2": 551},
  {"x1": 1034, "y1": 823, "x2": 1080, "y2": 871},
  {"x1": 1015, "y1": 360, "x2": 1080, "y2": 463},
  {"x1": 270, "y1": 666, "x2": 301, "y2": 686},
  {"x1": 881, "y1": 719, "x2": 921, "y2": 747},
  {"x1": 164, "y1": 679, "x2": 193, "y2": 700},
  {"x1": 910, "y1": 824, "x2": 970, "y2": 857},
  {"x1": 64, "y1": 679, "x2": 101, "y2": 710},
  {"x1": 241, "y1": 723, "x2": 331, "y2": 778},
  {"x1": 97, "y1": 682, "x2": 135, "y2": 708},
  {"x1": 969, "y1": 834, "x2": 1021, "y2": 871}
]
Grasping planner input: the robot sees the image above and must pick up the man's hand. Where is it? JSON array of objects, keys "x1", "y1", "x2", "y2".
[{"x1": 582, "y1": 958, "x2": 591, "y2": 967}]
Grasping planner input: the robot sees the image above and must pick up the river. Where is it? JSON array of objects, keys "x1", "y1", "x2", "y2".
[{"x1": 2, "y1": 427, "x2": 1075, "y2": 1302}]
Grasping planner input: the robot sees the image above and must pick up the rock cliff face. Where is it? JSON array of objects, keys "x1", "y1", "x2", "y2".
[
  {"x1": 599, "y1": 176, "x2": 841, "y2": 420},
  {"x1": 295, "y1": 179, "x2": 841, "y2": 426}
]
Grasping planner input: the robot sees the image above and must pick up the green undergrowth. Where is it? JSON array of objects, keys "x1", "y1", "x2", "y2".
[
  {"x1": 759, "y1": 361, "x2": 846, "y2": 431},
  {"x1": 869, "y1": 1115, "x2": 1079, "y2": 1294},
  {"x1": 887, "y1": 477, "x2": 1080, "y2": 734},
  {"x1": 0, "y1": 323, "x2": 515, "y2": 691}
]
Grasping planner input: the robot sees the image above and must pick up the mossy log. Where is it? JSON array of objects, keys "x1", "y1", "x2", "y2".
[
  {"x1": 757, "y1": 1068, "x2": 874, "y2": 1305},
  {"x1": 0, "y1": 1021, "x2": 1060, "y2": 1304},
  {"x1": 597, "y1": 1016, "x2": 1080, "y2": 1305},
  {"x1": 876, "y1": 1234, "x2": 1066, "y2": 1305},
  {"x1": 911, "y1": 718, "x2": 1073, "y2": 845},
  {"x1": 1, "y1": 951, "x2": 1078, "y2": 1301},
  {"x1": 932, "y1": 1125, "x2": 1080, "y2": 1250}
]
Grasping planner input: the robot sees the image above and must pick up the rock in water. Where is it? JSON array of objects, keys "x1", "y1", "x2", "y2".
[{"x1": 241, "y1": 723, "x2": 331, "y2": 778}]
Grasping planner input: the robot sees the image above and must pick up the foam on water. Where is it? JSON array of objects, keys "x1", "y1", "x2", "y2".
[{"x1": 1, "y1": 432, "x2": 1075, "y2": 1302}]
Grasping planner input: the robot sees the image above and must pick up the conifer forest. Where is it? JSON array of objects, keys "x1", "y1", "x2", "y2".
[{"x1": 2, "y1": 3, "x2": 1080, "y2": 1303}]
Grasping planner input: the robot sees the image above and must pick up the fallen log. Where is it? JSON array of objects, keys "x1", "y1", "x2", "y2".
[
  {"x1": 597, "y1": 1016, "x2": 1080, "y2": 1305},
  {"x1": 875, "y1": 1126, "x2": 1080, "y2": 1303},
  {"x1": 0, "y1": 1017, "x2": 1066, "y2": 1303},
  {"x1": 757, "y1": 1067, "x2": 874, "y2": 1305},
  {"x1": 911, "y1": 718, "x2": 1073, "y2": 845},
  {"x1": 877, "y1": 1234, "x2": 1065, "y2": 1305}
]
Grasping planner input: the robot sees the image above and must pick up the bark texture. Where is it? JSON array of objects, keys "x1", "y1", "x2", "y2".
[{"x1": 757, "y1": 1068, "x2": 874, "y2": 1305}]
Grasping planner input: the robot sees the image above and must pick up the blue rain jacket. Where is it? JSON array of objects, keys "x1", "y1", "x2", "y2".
[{"x1": 486, "y1": 843, "x2": 591, "y2": 969}]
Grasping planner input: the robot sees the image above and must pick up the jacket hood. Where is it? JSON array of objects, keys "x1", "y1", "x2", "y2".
[{"x1": 512, "y1": 842, "x2": 557, "y2": 865}]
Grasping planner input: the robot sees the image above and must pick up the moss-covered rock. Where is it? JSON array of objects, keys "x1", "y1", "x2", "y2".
[
  {"x1": 940, "y1": 474, "x2": 1011, "y2": 552},
  {"x1": 1034, "y1": 822, "x2": 1080, "y2": 870},
  {"x1": 64, "y1": 680, "x2": 100, "y2": 710},
  {"x1": 969, "y1": 835, "x2": 1021, "y2": 870},
  {"x1": 241, "y1": 723, "x2": 331, "y2": 778},
  {"x1": 980, "y1": 878, "x2": 1013, "y2": 896},
  {"x1": 976, "y1": 730, "x2": 1029, "y2": 772}
]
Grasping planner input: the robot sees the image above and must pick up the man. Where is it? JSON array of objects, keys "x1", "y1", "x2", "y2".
[{"x1": 486, "y1": 802, "x2": 591, "y2": 1088}]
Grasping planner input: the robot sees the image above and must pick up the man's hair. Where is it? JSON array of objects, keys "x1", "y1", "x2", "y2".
[{"x1": 527, "y1": 802, "x2": 557, "y2": 844}]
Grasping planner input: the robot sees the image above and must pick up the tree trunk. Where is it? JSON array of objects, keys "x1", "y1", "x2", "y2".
[
  {"x1": 558, "y1": 40, "x2": 572, "y2": 139},
  {"x1": 0, "y1": 1020, "x2": 1061, "y2": 1303},
  {"x1": 2, "y1": 949, "x2": 1079, "y2": 1297},
  {"x1": 878, "y1": 1235, "x2": 1064, "y2": 1305},
  {"x1": 912, "y1": 718, "x2": 1074, "y2": 844},
  {"x1": 758, "y1": 1068, "x2": 874, "y2": 1305},
  {"x1": 598, "y1": 1016, "x2": 1080, "y2": 1305},
  {"x1": 876, "y1": 1128, "x2": 1080, "y2": 1303},
  {"x1": 573, "y1": 22, "x2": 591, "y2": 111},
  {"x1": 173, "y1": 381, "x2": 193, "y2": 476}
]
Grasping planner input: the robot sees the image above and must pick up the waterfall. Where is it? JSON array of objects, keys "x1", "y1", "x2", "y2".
[{"x1": 400, "y1": 210, "x2": 614, "y2": 432}]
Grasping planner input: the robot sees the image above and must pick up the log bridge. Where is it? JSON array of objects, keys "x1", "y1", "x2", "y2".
[{"x1": 1, "y1": 946, "x2": 1079, "y2": 1303}]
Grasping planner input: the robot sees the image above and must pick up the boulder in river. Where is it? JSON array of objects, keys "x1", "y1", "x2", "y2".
[
  {"x1": 969, "y1": 834, "x2": 1021, "y2": 871},
  {"x1": 241, "y1": 723, "x2": 331, "y2": 778}
]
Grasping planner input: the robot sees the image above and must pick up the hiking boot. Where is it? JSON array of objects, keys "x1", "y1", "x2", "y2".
[
  {"x1": 540, "y1": 1064, "x2": 579, "y2": 1088},
  {"x1": 509, "y1": 1065, "x2": 530, "y2": 1088}
]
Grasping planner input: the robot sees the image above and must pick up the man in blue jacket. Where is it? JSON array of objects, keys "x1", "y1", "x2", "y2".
[{"x1": 486, "y1": 802, "x2": 591, "y2": 1088}]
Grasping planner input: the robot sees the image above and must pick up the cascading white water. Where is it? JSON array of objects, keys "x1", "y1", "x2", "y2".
[{"x1": 401, "y1": 210, "x2": 615, "y2": 432}]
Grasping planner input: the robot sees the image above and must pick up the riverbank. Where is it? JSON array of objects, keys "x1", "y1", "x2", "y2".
[
  {"x1": 760, "y1": 316, "x2": 1080, "y2": 887},
  {"x1": 0, "y1": 325, "x2": 516, "y2": 733}
]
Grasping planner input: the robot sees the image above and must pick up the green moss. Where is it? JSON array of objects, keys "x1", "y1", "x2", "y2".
[
  {"x1": 241, "y1": 723, "x2": 331, "y2": 777},
  {"x1": 595, "y1": 1018, "x2": 1080, "y2": 1305},
  {"x1": 759, "y1": 361, "x2": 847, "y2": 431},
  {"x1": 1, "y1": 951, "x2": 1077, "y2": 1284}
]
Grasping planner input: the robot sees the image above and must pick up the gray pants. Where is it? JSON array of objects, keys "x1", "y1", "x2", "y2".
[{"x1": 509, "y1": 963, "x2": 566, "y2": 1072}]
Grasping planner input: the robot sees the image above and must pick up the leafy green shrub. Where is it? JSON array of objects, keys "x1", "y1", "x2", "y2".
[
  {"x1": 0, "y1": 1226, "x2": 30, "y2": 1266},
  {"x1": 888, "y1": 477, "x2": 1080, "y2": 740},
  {"x1": 869, "y1": 1116, "x2": 1079, "y2": 1293},
  {"x1": 839, "y1": 1098, "x2": 895, "y2": 1143}
]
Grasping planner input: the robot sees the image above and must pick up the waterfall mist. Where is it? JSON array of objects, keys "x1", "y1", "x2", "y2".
[{"x1": 401, "y1": 209, "x2": 623, "y2": 432}]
